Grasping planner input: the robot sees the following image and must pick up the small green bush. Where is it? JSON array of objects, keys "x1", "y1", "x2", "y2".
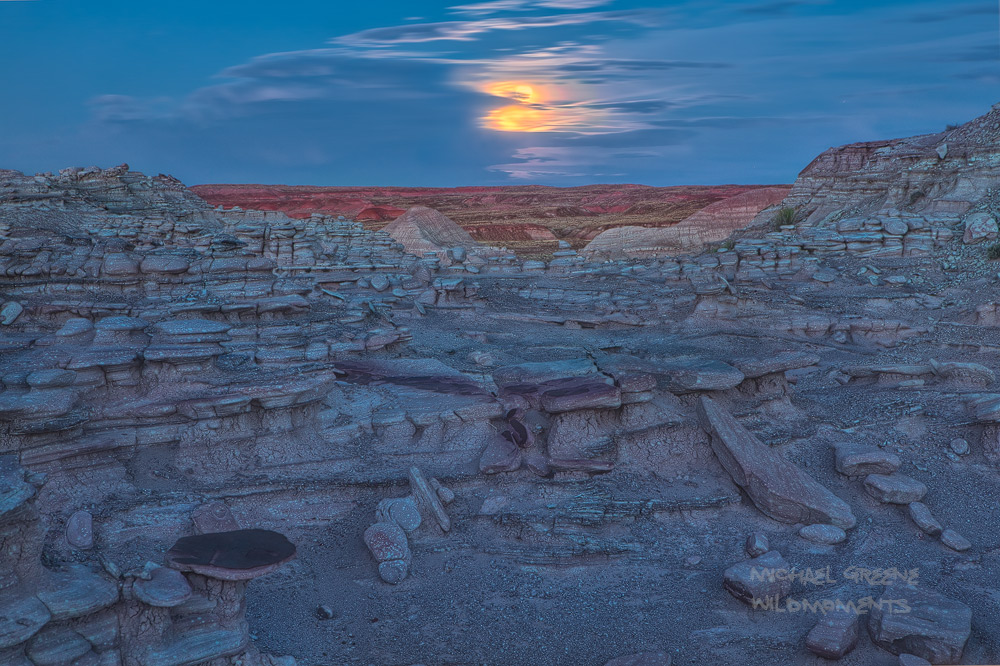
[
  {"x1": 987, "y1": 242, "x2": 1000, "y2": 261},
  {"x1": 771, "y1": 207, "x2": 797, "y2": 231}
]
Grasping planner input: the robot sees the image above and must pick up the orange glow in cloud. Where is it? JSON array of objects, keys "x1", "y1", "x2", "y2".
[
  {"x1": 480, "y1": 79, "x2": 607, "y2": 133},
  {"x1": 484, "y1": 81, "x2": 543, "y2": 104},
  {"x1": 484, "y1": 105, "x2": 554, "y2": 132},
  {"x1": 482, "y1": 81, "x2": 556, "y2": 132}
]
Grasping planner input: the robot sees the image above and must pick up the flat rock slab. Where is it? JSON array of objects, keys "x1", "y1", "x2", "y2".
[
  {"x1": 723, "y1": 550, "x2": 791, "y2": 605},
  {"x1": 868, "y1": 584, "x2": 971, "y2": 664},
  {"x1": 151, "y1": 319, "x2": 231, "y2": 336},
  {"x1": 37, "y1": 565, "x2": 119, "y2": 621},
  {"x1": 493, "y1": 358, "x2": 598, "y2": 389},
  {"x1": 0, "y1": 455, "x2": 35, "y2": 519},
  {"x1": 698, "y1": 397, "x2": 856, "y2": 528},
  {"x1": 657, "y1": 357, "x2": 744, "y2": 392},
  {"x1": 336, "y1": 359, "x2": 488, "y2": 397},
  {"x1": 166, "y1": 529, "x2": 296, "y2": 581},
  {"x1": 143, "y1": 627, "x2": 249, "y2": 666},
  {"x1": 593, "y1": 358, "x2": 658, "y2": 393},
  {"x1": 833, "y1": 443, "x2": 901, "y2": 477},
  {"x1": 0, "y1": 589, "x2": 51, "y2": 649},
  {"x1": 907, "y1": 503, "x2": 943, "y2": 536},
  {"x1": 799, "y1": 524, "x2": 847, "y2": 545},
  {"x1": 539, "y1": 376, "x2": 621, "y2": 413},
  {"x1": 864, "y1": 474, "x2": 927, "y2": 504},
  {"x1": 940, "y1": 529, "x2": 971, "y2": 552},
  {"x1": 26, "y1": 625, "x2": 92, "y2": 666},
  {"x1": 733, "y1": 351, "x2": 820, "y2": 379}
]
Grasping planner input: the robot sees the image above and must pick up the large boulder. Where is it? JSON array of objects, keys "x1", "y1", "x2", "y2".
[
  {"x1": 723, "y1": 550, "x2": 792, "y2": 605},
  {"x1": 698, "y1": 397, "x2": 855, "y2": 528},
  {"x1": 962, "y1": 211, "x2": 998, "y2": 244},
  {"x1": 806, "y1": 610, "x2": 859, "y2": 659},
  {"x1": 868, "y1": 584, "x2": 971, "y2": 664}
]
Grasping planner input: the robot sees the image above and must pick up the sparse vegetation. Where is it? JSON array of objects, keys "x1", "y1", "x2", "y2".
[
  {"x1": 987, "y1": 242, "x2": 1000, "y2": 261},
  {"x1": 770, "y1": 207, "x2": 797, "y2": 231},
  {"x1": 946, "y1": 123, "x2": 961, "y2": 131}
]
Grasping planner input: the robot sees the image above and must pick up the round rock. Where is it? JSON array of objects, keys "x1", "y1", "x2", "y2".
[
  {"x1": 133, "y1": 566, "x2": 192, "y2": 607},
  {"x1": 745, "y1": 531, "x2": 770, "y2": 557},
  {"x1": 799, "y1": 524, "x2": 847, "y2": 545},
  {"x1": 377, "y1": 559, "x2": 409, "y2": 585},
  {"x1": 376, "y1": 497, "x2": 422, "y2": 533},
  {"x1": 388, "y1": 498, "x2": 422, "y2": 533},
  {"x1": 364, "y1": 522, "x2": 410, "y2": 563},
  {"x1": 882, "y1": 219, "x2": 909, "y2": 236},
  {"x1": 66, "y1": 510, "x2": 94, "y2": 550}
]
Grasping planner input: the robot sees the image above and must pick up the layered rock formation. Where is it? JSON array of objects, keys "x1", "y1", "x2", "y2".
[
  {"x1": 3, "y1": 102, "x2": 1000, "y2": 665},
  {"x1": 381, "y1": 206, "x2": 495, "y2": 262},
  {"x1": 582, "y1": 186, "x2": 790, "y2": 259},
  {"x1": 761, "y1": 102, "x2": 1000, "y2": 225},
  {"x1": 0, "y1": 455, "x2": 295, "y2": 666}
]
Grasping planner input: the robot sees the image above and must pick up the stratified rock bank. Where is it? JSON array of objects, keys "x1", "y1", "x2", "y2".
[{"x1": 3, "y1": 103, "x2": 1000, "y2": 664}]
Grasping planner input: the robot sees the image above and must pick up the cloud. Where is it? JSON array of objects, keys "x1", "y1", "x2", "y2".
[
  {"x1": 88, "y1": 48, "x2": 477, "y2": 126},
  {"x1": 555, "y1": 58, "x2": 730, "y2": 73},
  {"x1": 450, "y1": 0, "x2": 613, "y2": 17},
  {"x1": 334, "y1": 11, "x2": 656, "y2": 46},
  {"x1": 586, "y1": 100, "x2": 673, "y2": 113}
]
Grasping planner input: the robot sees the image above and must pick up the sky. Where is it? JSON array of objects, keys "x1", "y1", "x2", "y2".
[{"x1": 0, "y1": 0, "x2": 998, "y2": 187}]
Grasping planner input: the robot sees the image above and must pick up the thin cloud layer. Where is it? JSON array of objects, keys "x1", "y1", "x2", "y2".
[
  {"x1": 451, "y1": 0, "x2": 614, "y2": 17},
  {"x1": 0, "y1": 0, "x2": 997, "y2": 185},
  {"x1": 334, "y1": 10, "x2": 656, "y2": 46}
]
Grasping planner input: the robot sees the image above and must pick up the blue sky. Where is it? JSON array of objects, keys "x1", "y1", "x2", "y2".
[{"x1": 1, "y1": 0, "x2": 997, "y2": 186}]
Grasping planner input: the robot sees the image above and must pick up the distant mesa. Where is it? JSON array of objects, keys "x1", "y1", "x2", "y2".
[
  {"x1": 382, "y1": 206, "x2": 490, "y2": 260},
  {"x1": 582, "y1": 186, "x2": 790, "y2": 260},
  {"x1": 356, "y1": 206, "x2": 407, "y2": 222}
]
